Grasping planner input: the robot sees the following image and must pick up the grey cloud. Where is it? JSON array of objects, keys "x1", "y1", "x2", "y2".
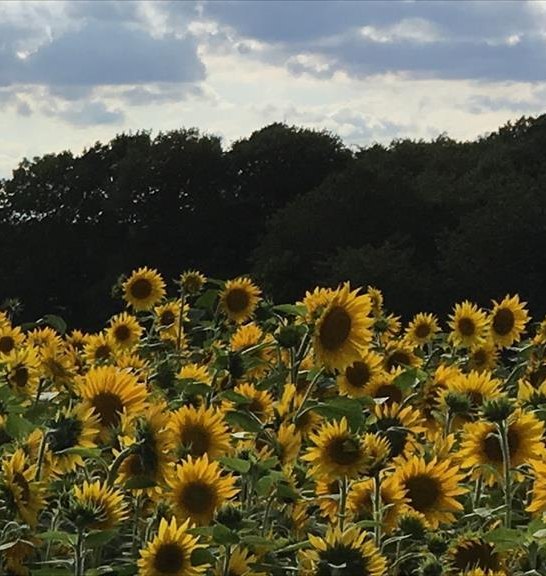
[{"x1": 55, "y1": 101, "x2": 125, "y2": 126}]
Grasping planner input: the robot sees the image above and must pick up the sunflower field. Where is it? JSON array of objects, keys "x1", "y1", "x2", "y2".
[{"x1": 3, "y1": 268, "x2": 546, "y2": 576}]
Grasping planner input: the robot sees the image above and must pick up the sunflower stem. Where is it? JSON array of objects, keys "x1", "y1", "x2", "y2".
[
  {"x1": 473, "y1": 475, "x2": 483, "y2": 509},
  {"x1": 107, "y1": 445, "x2": 135, "y2": 487},
  {"x1": 74, "y1": 527, "x2": 85, "y2": 576},
  {"x1": 35, "y1": 430, "x2": 50, "y2": 481},
  {"x1": 294, "y1": 368, "x2": 324, "y2": 421},
  {"x1": 176, "y1": 287, "x2": 186, "y2": 369},
  {"x1": 443, "y1": 409, "x2": 453, "y2": 438},
  {"x1": 338, "y1": 476, "x2": 349, "y2": 530},
  {"x1": 372, "y1": 473, "x2": 382, "y2": 548},
  {"x1": 497, "y1": 420, "x2": 512, "y2": 528},
  {"x1": 222, "y1": 545, "x2": 232, "y2": 576}
]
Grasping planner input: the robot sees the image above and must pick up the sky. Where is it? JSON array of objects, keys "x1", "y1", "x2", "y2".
[{"x1": 1, "y1": 0, "x2": 546, "y2": 177}]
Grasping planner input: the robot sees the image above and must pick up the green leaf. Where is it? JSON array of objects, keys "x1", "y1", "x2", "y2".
[
  {"x1": 124, "y1": 476, "x2": 157, "y2": 490},
  {"x1": 484, "y1": 527, "x2": 525, "y2": 551},
  {"x1": 191, "y1": 548, "x2": 216, "y2": 566},
  {"x1": 218, "y1": 457, "x2": 251, "y2": 474},
  {"x1": 36, "y1": 531, "x2": 76, "y2": 546},
  {"x1": 195, "y1": 289, "x2": 218, "y2": 311},
  {"x1": 86, "y1": 530, "x2": 118, "y2": 547},
  {"x1": 221, "y1": 391, "x2": 252, "y2": 405},
  {"x1": 311, "y1": 397, "x2": 364, "y2": 429},
  {"x1": 241, "y1": 535, "x2": 277, "y2": 549},
  {"x1": 178, "y1": 381, "x2": 211, "y2": 397},
  {"x1": 41, "y1": 314, "x2": 67, "y2": 335},
  {"x1": 272, "y1": 304, "x2": 307, "y2": 317},
  {"x1": 212, "y1": 524, "x2": 240, "y2": 545},
  {"x1": 276, "y1": 482, "x2": 299, "y2": 503},
  {"x1": 255, "y1": 474, "x2": 276, "y2": 496},
  {"x1": 5, "y1": 414, "x2": 35, "y2": 439},
  {"x1": 225, "y1": 411, "x2": 262, "y2": 433}
]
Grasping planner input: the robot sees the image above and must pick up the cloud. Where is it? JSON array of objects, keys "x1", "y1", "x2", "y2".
[{"x1": 49, "y1": 100, "x2": 125, "y2": 127}]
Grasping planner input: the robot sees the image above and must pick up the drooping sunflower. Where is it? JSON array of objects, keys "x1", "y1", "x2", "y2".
[
  {"x1": 1, "y1": 449, "x2": 45, "y2": 527},
  {"x1": 72, "y1": 480, "x2": 128, "y2": 530},
  {"x1": 116, "y1": 402, "x2": 172, "y2": 494},
  {"x1": 348, "y1": 474, "x2": 408, "y2": 533},
  {"x1": 468, "y1": 340, "x2": 499, "y2": 373},
  {"x1": 5, "y1": 346, "x2": 41, "y2": 397},
  {"x1": 313, "y1": 283, "x2": 373, "y2": 371},
  {"x1": 169, "y1": 455, "x2": 239, "y2": 525},
  {"x1": 391, "y1": 456, "x2": 467, "y2": 528},
  {"x1": 108, "y1": 312, "x2": 143, "y2": 351},
  {"x1": 220, "y1": 277, "x2": 262, "y2": 324},
  {"x1": 138, "y1": 516, "x2": 207, "y2": 576},
  {"x1": 300, "y1": 525, "x2": 387, "y2": 576},
  {"x1": 169, "y1": 404, "x2": 231, "y2": 460},
  {"x1": 303, "y1": 417, "x2": 369, "y2": 480},
  {"x1": 447, "y1": 535, "x2": 503, "y2": 574},
  {"x1": 77, "y1": 365, "x2": 148, "y2": 439},
  {"x1": 459, "y1": 410, "x2": 545, "y2": 484},
  {"x1": 405, "y1": 313, "x2": 440, "y2": 347},
  {"x1": 48, "y1": 405, "x2": 100, "y2": 474},
  {"x1": 489, "y1": 294, "x2": 529, "y2": 348},
  {"x1": 336, "y1": 349, "x2": 384, "y2": 398},
  {"x1": 448, "y1": 301, "x2": 489, "y2": 348},
  {"x1": 0, "y1": 325, "x2": 25, "y2": 357},
  {"x1": 66, "y1": 329, "x2": 91, "y2": 352},
  {"x1": 370, "y1": 402, "x2": 427, "y2": 460},
  {"x1": 123, "y1": 267, "x2": 166, "y2": 311},
  {"x1": 180, "y1": 270, "x2": 207, "y2": 295}
]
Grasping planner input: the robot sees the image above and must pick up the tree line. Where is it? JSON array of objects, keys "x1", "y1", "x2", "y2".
[{"x1": 2, "y1": 115, "x2": 546, "y2": 329}]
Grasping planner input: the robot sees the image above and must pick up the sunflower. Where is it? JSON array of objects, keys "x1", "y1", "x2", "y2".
[
  {"x1": 169, "y1": 454, "x2": 238, "y2": 525},
  {"x1": 448, "y1": 301, "x2": 489, "y2": 348},
  {"x1": 448, "y1": 535, "x2": 502, "y2": 573},
  {"x1": 49, "y1": 405, "x2": 100, "y2": 474},
  {"x1": 300, "y1": 525, "x2": 387, "y2": 576},
  {"x1": 5, "y1": 346, "x2": 41, "y2": 397},
  {"x1": 220, "y1": 277, "x2": 261, "y2": 324},
  {"x1": 83, "y1": 333, "x2": 117, "y2": 365},
  {"x1": 0, "y1": 325, "x2": 25, "y2": 357},
  {"x1": 315, "y1": 479, "x2": 341, "y2": 522},
  {"x1": 180, "y1": 270, "x2": 207, "y2": 295},
  {"x1": 77, "y1": 365, "x2": 148, "y2": 439},
  {"x1": 459, "y1": 410, "x2": 545, "y2": 484},
  {"x1": 178, "y1": 363, "x2": 212, "y2": 386},
  {"x1": 117, "y1": 402, "x2": 172, "y2": 494},
  {"x1": 362, "y1": 368, "x2": 406, "y2": 406},
  {"x1": 303, "y1": 417, "x2": 369, "y2": 480},
  {"x1": 313, "y1": 283, "x2": 373, "y2": 371},
  {"x1": 138, "y1": 516, "x2": 207, "y2": 576},
  {"x1": 277, "y1": 383, "x2": 322, "y2": 438},
  {"x1": 336, "y1": 349, "x2": 383, "y2": 398},
  {"x1": 367, "y1": 286, "x2": 384, "y2": 318},
  {"x1": 230, "y1": 323, "x2": 275, "y2": 379},
  {"x1": 2, "y1": 539, "x2": 35, "y2": 576},
  {"x1": 229, "y1": 382, "x2": 274, "y2": 424},
  {"x1": 169, "y1": 405, "x2": 231, "y2": 460},
  {"x1": 155, "y1": 300, "x2": 187, "y2": 340},
  {"x1": 444, "y1": 370, "x2": 503, "y2": 413},
  {"x1": 40, "y1": 342, "x2": 75, "y2": 388},
  {"x1": 348, "y1": 474, "x2": 408, "y2": 533},
  {"x1": 66, "y1": 329, "x2": 91, "y2": 352},
  {"x1": 108, "y1": 312, "x2": 143, "y2": 351},
  {"x1": 276, "y1": 421, "x2": 302, "y2": 466},
  {"x1": 370, "y1": 402, "x2": 427, "y2": 460},
  {"x1": 213, "y1": 547, "x2": 264, "y2": 576},
  {"x1": 526, "y1": 460, "x2": 546, "y2": 514},
  {"x1": 124, "y1": 267, "x2": 166, "y2": 311},
  {"x1": 468, "y1": 340, "x2": 499, "y2": 373},
  {"x1": 405, "y1": 313, "x2": 440, "y2": 347},
  {"x1": 489, "y1": 294, "x2": 529, "y2": 348},
  {"x1": 26, "y1": 326, "x2": 64, "y2": 350},
  {"x1": 1, "y1": 449, "x2": 45, "y2": 527},
  {"x1": 72, "y1": 480, "x2": 128, "y2": 530},
  {"x1": 300, "y1": 286, "x2": 334, "y2": 320},
  {"x1": 391, "y1": 456, "x2": 467, "y2": 528},
  {"x1": 383, "y1": 340, "x2": 422, "y2": 371}
]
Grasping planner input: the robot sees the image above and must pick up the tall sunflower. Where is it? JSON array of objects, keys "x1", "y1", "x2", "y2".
[
  {"x1": 72, "y1": 480, "x2": 128, "y2": 530},
  {"x1": 220, "y1": 277, "x2": 261, "y2": 324},
  {"x1": 123, "y1": 267, "x2": 166, "y2": 311},
  {"x1": 108, "y1": 312, "x2": 143, "y2": 351},
  {"x1": 459, "y1": 409, "x2": 545, "y2": 484},
  {"x1": 77, "y1": 365, "x2": 148, "y2": 439},
  {"x1": 391, "y1": 456, "x2": 467, "y2": 528},
  {"x1": 1, "y1": 449, "x2": 45, "y2": 527},
  {"x1": 303, "y1": 417, "x2": 369, "y2": 480},
  {"x1": 448, "y1": 301, "x2": 489, "y2": 348},
  {"x1": 313, "y1": 283, "x2": 373, "y2": 371},
  {"x1": 336, "y1": 349, "x2": 384, "y2": 398},
  {"x1": 169, "y1": 405, "x2": 231, "y2": 460},
  {"x1": 489, "y1": 294, "x2": 529, "y2": 348},
  {"x1": 169, "y1": 455, "x2": 238, "y2": 525},
  {"x1": 300, "y1": 525, "x2": 387, "y2": 576},
  {"x1": 138, "y1": 516, "x2": 207, "y2": 576}
]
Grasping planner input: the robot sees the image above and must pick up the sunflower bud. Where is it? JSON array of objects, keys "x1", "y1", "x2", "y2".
[
  {"x1": 445, "y1": 392, "x2": 471, "y2": 415},
  {"x1": 216, "y1": 504, "x2": 244, "y2": 530},
  {"x1": 398, "y1": 513, "x2": 427, "y2": 540},
  {"x1": 482, "y1": 397, "x2": 515, "y2": 423},
  {"x1": 427, "y1": 534, "x2": 448, "y2": 555},
  {"x1": 276, "y1": 325, "x2": 302, "y2": 349},
  {"x1": 420, "y1": 557, "x2": 443, "y2": 576},
  {"x1": 228, "y1": 352, "x2": 245, "y2": 380}
]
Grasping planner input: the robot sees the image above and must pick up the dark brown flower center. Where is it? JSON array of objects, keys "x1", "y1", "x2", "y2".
[
  {"x1": 153, "y1": 542, "x2": 185, "y2": 574},
  {"x1": 458, "y1": 318, "x2": 476, "y2": 337},
  {"x1": 483, "y1": 427, "x2": 519, "y2": 463},
  {"x1": 374, "y1": 384, "x2": 402, "y2": 404},
  {"x1": 94, "y1": 345, "x2": 112, "y2": 361},
  {"x1": 492, "y1": 308, "x2": 515, "y2": 336},
  {"x1": 114, "y1": 325, "x2": 131, "y2": 342},
  {"x1": 180, "y1": 425, "x2": 211, "y2": 457},
  {"x1": 130, "y1": 278, "x2": 153, "y2": 300},
  {"x1": 404, "y1": 473, "x2": 440, "y2": 512},
  {"x1": 0, "y1": 336, "x2": 15, "y2": 354},
  {"x1": 160, "y1": 310, "x2": 176, "y2": 326},
  {"x1": 14, "y1": 472, "x2": 30, "y2": 503},
  {"x1": 319, "y1": 306, "x2": 352, "y2": 351},
  {"x1": 180, "y1": 481, "x2": 217, "y2": 515},
  {"x1": 386, "y1": 350, "x2": 411, "y2": 370},
  {"x1": 326, "y1": 436, "x2": 362, "y2": 467},
  {"x1": 452, "y1": 539, "x2": 500, "y2": 571},
  {"x1": 415, "y1": 322, "x2": 431, "y2": 339},
  {"x1": 225, "y1": 288, "x2": 250, "y2": 314},
  {"x1": 12, "y1": 366, "x2": 29, "y2": 388},
  {"x1": 345, "y1": 361, "x2": 371, "y2": 388},
  {"x1": 91, "y1": 392, "x2": 124, "y2": 428}
]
